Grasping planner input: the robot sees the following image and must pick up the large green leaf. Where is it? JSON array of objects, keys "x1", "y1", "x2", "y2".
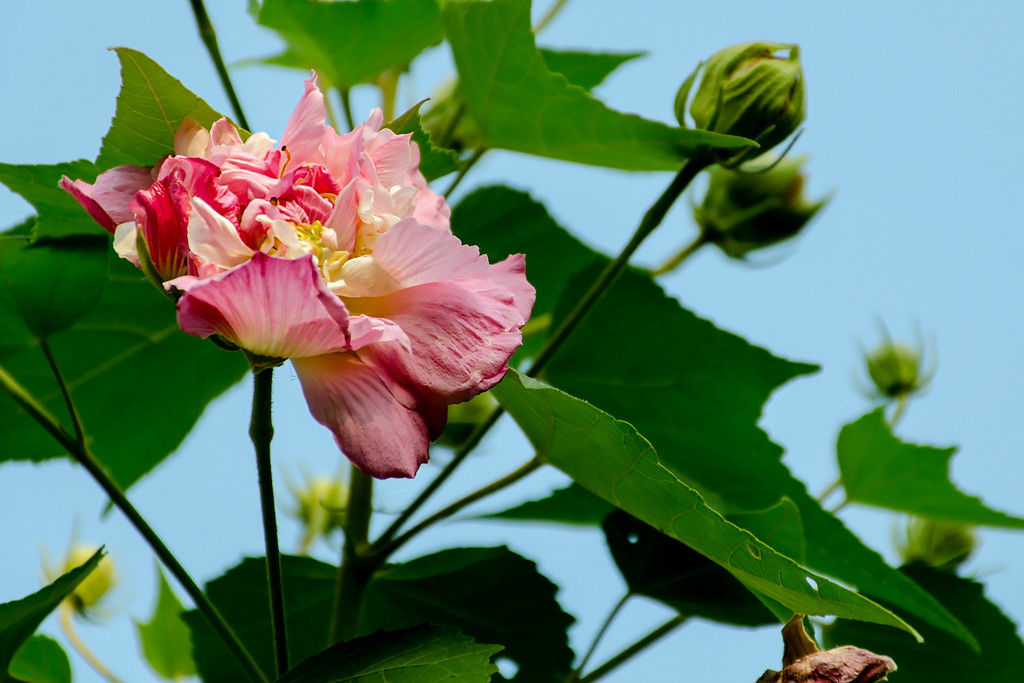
[
  {"x1": 492, "y1": 370, "x2": 916, "y2": 635},
  {"x1": 135, "y1": 568, "x2": 196, "y2": 680},
  {"x1": 277, "y1": 625, "x2": 500, "y2": 683},
  {"x1": 0, "y1": 234, "x2": 109, "y2": 338},
  {"x1": 7, "y1": 636, "x2": 71, "y2": 683},
  {"x1": 542, "y1": 267, "x2": 977, "y2": 648},
  {"x1": 186, "y1": 548, "x2": 573, "y2": 682},
  {"x1": 0, "y1": 255, "x2": 248, "y2": 488},
  {"x1": 443, "y1": 0, "x2": 754, "y2": 169},
  {"x1": 0, "y1": 549, "x2": 103, "y2": 673},
  {"x1": 96, "y1": 48, "x2": 228, "y2": 169},
  {"x1": 838, "y1": 409, "x2": 1024, "y2": 527},
  {"x1": 361, "y1": 547, "x2": 574, "y2": 681},
  {"x1": 825, "y1": 565, "x2": 1024, "y2": 681},
  {"x1": 0, "y1": 161, "x2": 105, "y2": 239},
  {"x1": 258, "y1": 0, "x2": 444, "y2": 90},
  {"x1": 538, "y1": 49, "x2": 644, "y2": 92},
  {"x1": 604, "y1": 510, "x2": 775, "y2": 627}
]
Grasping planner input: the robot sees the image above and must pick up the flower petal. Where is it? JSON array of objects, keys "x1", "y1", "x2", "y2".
[
  {"x1": 280, "y1": 73, "x2": 326, "y2": 168},
  {"x1": 292, "y1": 353, "x2": 430, "y2": 478},
  {"x1": 370, "y1": 218, "x2": 489, "y2": 288},
  {"x1": 60, "y1": 165, "x2": 154, "y2": 233},
  {"x1": 187, "y1": 196, "x2": 254, "y2": 271},
  {"x1": 355, "y1": 276, "x2": 528, "y2": 404},
  {"x1": 172, "y1": 252, "x2": 351, "y2": 358}
]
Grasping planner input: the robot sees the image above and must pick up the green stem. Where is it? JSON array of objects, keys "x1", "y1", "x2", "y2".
[
  {"x1": 370, "y1": 456, "x2": 543, "y2": 560},
  {"x1": 250, "y1": 368, "x2": 288, "y2": 676},
  {"x1": 650, "y1": 233, "x2": 708, "y2": 276},
  {"x1": 39, "y1": 339, "x2": 85, "y2": 445},
  {"x1": 533, "y1": 0, "x2": 570, "y2": 33},
  {"x1": 340, "y1": 88, "x2": 357, "y2": 131},
  {"x1": 0, "y1": 361, "x2": 268, "y2": 683},
  {"x1": 816, "y1": 478, "x2": 842, "y2": 504},
  {"x1": 890, "y1": 394, "x2": 909, "y2": 428},
  {"x1": 60, "y1": 604, "x2": 123, "y2": 683},
  {"x1": 529, "y1": 156, "x2": 710, "y2": 379},
  {"x1": 578, "y1": 616, "x2": 687, "y2": 683},
  {"x1": 373, "y1": 157, "x2": 709, "y2": 547},
  {"x1": 188, "y1": 0, "x2": 250, "y2": 130},
  {"x1": 328, "y1": 466, "x2": 374, "y2": 644},
  {"x1": 566, "y1": 593, "x2": 631, "y2": 683},
  {"x1": 444, "y1": 147, "x2": 487, "y2": 198},
  {"x1": 437, "y1": 103, "x2": 467, "y2": 150}
]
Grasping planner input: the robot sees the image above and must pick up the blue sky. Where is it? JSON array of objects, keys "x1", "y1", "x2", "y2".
[{"x1": 2, "y1": 1, "x2": 1024, "y2": 681}]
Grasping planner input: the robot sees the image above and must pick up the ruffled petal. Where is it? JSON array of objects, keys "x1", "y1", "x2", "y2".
[
  {"x1": 292, "y1": 353, "x2": 430, "y2": 478},
  {"x1": 485, "y1": 254, "x2": 536, "y2": 323},
  {"x1": 172, "y1": 252, "x2": 351, "y2": 358},
  {"x1": 187, "y1": 197, "x2": 254, "y2": 271},
  {"x1": 355, "y1": 277, "x2": 528, "y2": 404},
  {"x1": 280, "y1": 73, "x2": 326, "y2": 168},
  {"x1": 370, "y1": 218, "x2": 489, "y2": 288},
  {"x1": 60, "y1": 165, "x2": 154, "y2": 233}
]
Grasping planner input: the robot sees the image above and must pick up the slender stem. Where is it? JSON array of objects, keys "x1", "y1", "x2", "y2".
[
  {"x1": 340, "y1": 88, "x2": 357, "y2": 131},
  {"x1": 250, "y1": 368, "x2": 288, "y2": 676},
  {"x1": 816, "y1": 478, "x2": 842, "y2": 504},
  {"x1": 371, "y1": 456, "x2": 543, "y2": 560},
  {"x1": 444, "y1": 147, "x2": 487, "y2": 198},
  {"x1": 577, "y1": 616, "x2": 687, "y2": 683},
  {"x1": 567, "y1": 593, "x2": 631, "y2": 683},
  {"x1": 373, "y1": 157, "x2": 709, "y2": 547},
  {"x1": 59, "y1": 604, "x2": 123, "y2": 683},
  {"x1": 437, "y1": 103, "x2": 467, "y2": 150},
  {"x1": 530, "y1": 156, "x2": 710, "y2": 379},
  {"x1": 0, "y1": 362, "x2": 268, "y2": 682},
  {"x1": 890, "y1": 395, "x2": 909, "y2": 428},
  {"x1": 650, "y1": 233, "x2": 708, "y2": 276},
  {"x1": 328, "y1": 466, "x2": 374, "y2": 644},
  {"x1": 533, "y1": 0, "x2": 570, "y2": 33},
  {"x1": 39, "y1": 339, "x2": 85, "y2": 445},
  {"x1": 188, "y1": 0, "x2": 249, "y2": 130}
]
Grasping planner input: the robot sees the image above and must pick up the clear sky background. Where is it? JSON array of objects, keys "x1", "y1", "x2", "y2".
[{"x1": 2, "y1": 1, "x2": 1024, "y2": 681}]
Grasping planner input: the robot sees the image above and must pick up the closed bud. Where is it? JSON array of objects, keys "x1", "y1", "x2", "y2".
[
  {"x1": 865, "y1": 341, "x2": 927, "y2": 399},
  {"x1": 676, "y1": 42, "x2": 805, "y2": 166},
  {"x1": 61, "y1": 546, "x2": 116, "y2": 615},
  {"x1": 899, "y1": 517, "x2": 976, "y2": 571},
  {"x1": 289, "y1": 476, "x2": 347, "y2": 554},
  {"x1": 695, "y1": 156, "x2": 826, "y2": 258}
]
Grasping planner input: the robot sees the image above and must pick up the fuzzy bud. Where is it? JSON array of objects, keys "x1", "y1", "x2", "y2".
[
  {"x1": 900, "y1": 517, "x2": 977, "y2": 571},
  {"x1": 62, "y1": 546, "x2": 116, "y2": 614},
  {"x1": 865, "y1": 342, "x2": 926, "y2": 399}
]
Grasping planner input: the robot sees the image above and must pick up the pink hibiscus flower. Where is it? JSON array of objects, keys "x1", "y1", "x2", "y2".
[{"x1": 62, "y1": 75, "x2": 534, "y2": 479}]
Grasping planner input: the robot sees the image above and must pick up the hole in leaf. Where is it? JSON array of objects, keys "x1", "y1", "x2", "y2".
[
  {"x1": 495, "y1": 656, "x2": 519, "y2": 678},
  {"x1": 805, "y1": 576, "x2": 819, "y2": 591},
  {"x1": 627, "y1": 533, "x2": 639, "y2": 544},
  {"x1": 747, "y1": 542, "x2": 761, "y2": 559}
]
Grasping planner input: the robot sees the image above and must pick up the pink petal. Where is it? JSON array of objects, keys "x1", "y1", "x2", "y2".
[
  {"x1": 173, "y1": 252, "x2": 351, "y2": 358},
  {"x1": 366, "y1": 131, "x2": 418, "y2": 188},
  {"x1": 280, "y1": 73, "x2": 326, "y2": 168},
  {"x1": 486, "y1": 254, "x2": 536, "y2": 323},
  {"x1": 209, "y1": 118, "x2": 244, "y2": 148},
  {"x1": 370, "y1": 218, "x2": 489, "y2": 288},
  {"x1": 60, "y1": 165, "x2": 154, "y2": 233},
  {"x1": 187, "y1": 197, "x2": 254, "y2": 271},
  {"x1": 174, "y1": 117, "x2": 210, "y2": 157},
  {"x1": 292, "y1": 352, "x2": 430, "y2": 478},
  {"x1": 413, "y1": 187, "x2": 451, "y2": 232},
  {"x1": 355, "y1": 277, "x2": 528, "y2": 404}
]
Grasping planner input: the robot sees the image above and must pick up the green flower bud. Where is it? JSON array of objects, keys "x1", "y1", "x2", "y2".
[
  {"x1": 61, "y1": 545, "x2": 116, "y2": 615},
  {"x1": 676, "y1": 42, "x2": 805, "y2": 166},
  {"x1": 695, "y1": 156, "x2": 826, "y2": 258},
  {"x1": 421, "y1": 78, "x2": 483, "y2": 154},
  {"x1": 435, "y1": 391, "x2": 498, "y2": 448},
  {"x1": 289, "y1": 476, "x2": 347, "y2": 554},
  {"x1": 899, "y1": 517, "x2": 976, "y2": 571},
  {"x1": 865, "y1": 341, "x2": 926, "y2": 399}
]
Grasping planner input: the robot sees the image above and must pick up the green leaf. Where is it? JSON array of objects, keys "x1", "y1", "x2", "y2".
[
  {"x1": 362, "y1": 547, "x2": 574, "y2": 681},
  {"x1": 0, "y1": 255, "x2": 248, "y2": 488},
  {"x1": 276, "y1": 625, "x2": 501, "y2": 683},
  {"x1": 384, "y1": 102, "x2": 462, "y2": 181},
  {"x1": 0, "y1": 235, "x2": 109, "y2": 338},
  {"x1": 604, "y1": 510, "x2": 775, "y2": 627},
  {"x1": 0, "y1": 549, "x2": 103, "y2": 673},
  {"x1": 838, "y1": 409, "x2": 1024, "y2": 527},
  {"x1": 824, "y1": 565, "x2": 1024, "y2": 681},
  {"x1": 482, "y1": 483, "x2": 614, "y2": 526},
  {"x1": 186, "y1": 548, "x2": 571, "y2": 682},
  {"x1": 7, "y1": 636, "x2": 71, "y2": 683},
  {"x1": 135, "y1": 568, "x2": 196, "y2": 679},
  {"x1": 442, "y1": 0, "x2": 754, "y2": 169},
  {"x1": 538, "y1": 49, "x2": 644, "y2": 91},
  {"x1": 96, "y1": 48, "x2": 229, "y2": 169},
  {"x1": 0, "y1": 161, "x2": 105, "y2": 239},
  {"x1": 492, "y1": 370, "x2": 917, "y2": 635},
  {"x1": 258, "y1": 0, "x2": 444, "y2": 89},
  {"x1": 542, "y1": 266, "x2": 977, "y2": 648}
]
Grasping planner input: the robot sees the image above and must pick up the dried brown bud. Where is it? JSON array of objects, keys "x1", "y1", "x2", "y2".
[{"x1": 758, "y1": 615, "x2": 896, "y2": 683}]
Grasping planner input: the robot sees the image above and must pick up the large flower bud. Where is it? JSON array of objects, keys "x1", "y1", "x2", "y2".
[
  {"x1": 287, "y1": 475, "x2": 347, "y2": 554},
  {"x1": 899, "y1": 517, "x2": 976, "y2": 571},
  {"x1": 60, "y1": 545, "x2": 117, "y2": 615},
  {"x1": 865, "y1": 341, "x2": 928, "y2": 399},
  {"x1": 695, "y1": 156, "x2": 826, "y2": 258},
  {"x1": 676, "y1": 42, "x2": 805, "y2": 166}
]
